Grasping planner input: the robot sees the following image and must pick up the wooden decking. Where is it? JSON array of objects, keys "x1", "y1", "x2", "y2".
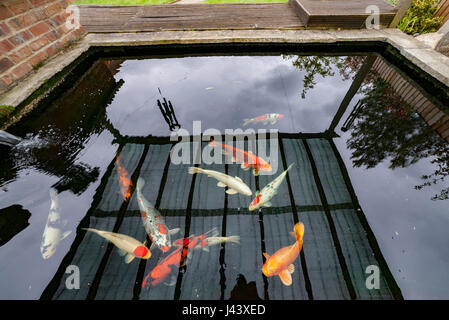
[
  {"x1": 77, "y1": 3, "x2": 305, "y2": 32},
  {"x1": 76, "y1": 1, "x2": 399, "y2": 33}
]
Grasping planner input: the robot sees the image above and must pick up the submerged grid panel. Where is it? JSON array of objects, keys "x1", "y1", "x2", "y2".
[{"x1": 44, "y1": 136, "x2": 400, "y2": 300}]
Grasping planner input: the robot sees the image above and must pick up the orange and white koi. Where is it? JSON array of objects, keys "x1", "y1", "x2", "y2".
[
  {"x1": 136, "y1": 177, "x2": 179, "y2": 252},
  {"x1": 83, "y1": 228, "x2": 151, "y2": 264},
  {"x1": 243, "y1": 113, "x2": 284, "y2": 126},
  {"x1": 208, "y1": 139, "x2": 272, "y2": 176},
  {"x1": 142, "y1": 228, "x2": 219, "y2": 287},
  {"x1": 249, "y1": 164, "x2": 293, "y2": 211},
  {"x1": 40, "y1": 188, "x2": 71, "y2": 259},
  {"x1": 188, "y1": 167, "x2": 252, "y2": 196},
  {"x1": 262, "y1": 222, "x2": 304, "y2": 286}
]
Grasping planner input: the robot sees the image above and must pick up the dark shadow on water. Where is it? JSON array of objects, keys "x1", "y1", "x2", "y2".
[
  {"x1": 0, "y1": 205, "x2": 31, "y2": 247},
  {"x1": 229, "y1": 274, "x2": 262, "y2": 300}
]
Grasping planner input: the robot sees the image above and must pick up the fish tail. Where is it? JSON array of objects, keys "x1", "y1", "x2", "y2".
[
  {"x1": 137, "y1": 177, "x2": 145, "y2": 191},
  {"x1": 286, "y1": 163, "x2": 294, "y2": 172},
  {"x1": 188, "y1": 167, "x2": 203, "y2": 175},
  {"x1": 294, "y1": 222, "x2": 305, "y2": 242},
  {"x1": 82, "y1": 227, "x2": 98, "y2": 235},
  {"x1": 242, "y1": 118, "x2": 251, "y2": 126},
  {"x1": 227, "y1": 235, "x2": 240, "y2": 244},
  {"x1": 49, "y1": 187, "x2": 58, "y2": 200}
]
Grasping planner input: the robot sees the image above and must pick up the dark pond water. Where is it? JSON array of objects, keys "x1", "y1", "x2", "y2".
[{"x1": 0, "y1": 52, "x2": 448, "y2": 300}]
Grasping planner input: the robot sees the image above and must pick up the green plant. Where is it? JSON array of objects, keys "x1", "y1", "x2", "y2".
[
  {"x1": 0, "y1": 105, "x2": 14, "y2": 121},
  {"x1": 398, "y1": 0, "x2": 442, "y2": 35}
]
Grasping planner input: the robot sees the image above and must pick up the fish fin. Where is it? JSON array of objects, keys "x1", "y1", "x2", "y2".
[
  {"x1": 242, "y1": 119, "x2": 252, "y2": 126},
  {"x1": 169, "y1": 228, "x2": 180, "y2": 236},
  {"x1": 240, "y1": 163, "x2": 250, "y2": 170},
  {"x1": 217, "y1": 181, "x2": 227, "y2": 187},
  {"x1": 226, "y1": 188, "x2": 238, "y2": 195},
  {"x1": 188, "y1": 167, "x2": 201, "y2": 175},
  {"x1": 149, "y1": 242, "x2": 156, "y2": 251},
  {"x1": 202, "y1": 246, "x2": 210, "y2": 252},
  {"x1": 136, "y1": 177, "x2": 145, "y2": 191},
  {"x1": 228, "y1": 236, "x2": 240, "y2": 244},
  {"x1": 255, "y1": 190, "x2": 260, "y2": 196},
  {"x1": 286, "y1": 163, "x2": 294, "y2": 171},
  {"x1": 287, "y1": 264, "x2": 295, "y2": 274},
  {"x1": 118, "y1": 248, "x2": 127, "y2": 257},
  {"x1": 263, "y1": 252, "x2": 270, "y2": 259},
  {"x1": 124, "y1": 253, "x2": 136, "y2": 264},
  {"x1": 263, "y1": 201, "x2": 272, "y2": 207},
  {"x1": 60, "y1": 230, "x2": 72, "y2": 240},
  {"x1": 253, "y1": 169, "x2": 260, "y2": 176},
  {"x1": 187, "y1": 251, "x2": 193, "y2": 260},
  {"x1": 289, "y1": 231, "x2": 296, "y2": 239},
  {"x1": 279, "y1": 270, "x2": 292, "y2": 286},
  {"x1": 49, "y1": 188, "x2": 58, "y2": 201},
  {"x1": 235, "y1": 176, "x2": 243, "y2": 182}
]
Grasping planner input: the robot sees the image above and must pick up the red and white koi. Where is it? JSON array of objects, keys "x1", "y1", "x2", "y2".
[
  {"x1": 40, "y1": 188, "x2": 71, "y2": 260},
  {"x1": 142, "y1": 228, "x2": 219, "y2": 287},
  {"x1": 243, "y1": 113, "x2": 284, "y2": 126},
  {"x1": 83, "y1": 228, "x2": 151, "y2": 264},
  {"x1": 136, "y1": 177, "x2": 179, "y2": 252},
  {"x1": 249, "y1": 164, "x2": 294, "y2": 211},
  {"x1": 262, "y1": 222, "x2": 304, "y2": 286},
  {"x1": 188, "y1": 167, "x2": 252, "y2": 196},
  {"x1": 208, "y1": 139, "x2": 272, "y2": 176}
]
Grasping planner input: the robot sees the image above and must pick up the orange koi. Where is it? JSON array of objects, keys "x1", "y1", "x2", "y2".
[
  {"x1": 262, "y1": 222, "x2": 304, "y2": 286},
  {"x1": 208, "y1": 139, "x2": 272, "y2": 176},
  {"x1": 115, "y1": 155, "x2": 132, "y2": 202}
]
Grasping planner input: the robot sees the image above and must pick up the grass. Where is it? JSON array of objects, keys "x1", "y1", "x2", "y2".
[
  {"x1": 73, "y1": 0, "x2": 173, "y2": 4},
  {"x1": 0, "y1": 105, "x2": 14, "y2": 122}
]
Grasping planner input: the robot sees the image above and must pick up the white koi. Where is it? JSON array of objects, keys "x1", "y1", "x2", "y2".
[
  {"x1": 40, "y1": 188, "x2": 72, "y2": 259},
  {"x1": 188, "y1": 167, "x2": 252, "y2": 196},
  {"x1": 249, "y1": 164, "x2": 294, "y2": 211},
  {"x1": 83, "y1": 228, "x2": 151, "y2": 264}
]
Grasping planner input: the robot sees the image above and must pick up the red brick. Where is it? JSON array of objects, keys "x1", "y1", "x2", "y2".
[
  {"x1": 32, "y1": 8, "x2": 48, "y2": 20},
  {"x1": 29, "y1": 0, "x2": 53, "y2": 6},
  {"x1": 10, "y1": 14, "x2": 39, "y2": 31},
  {"x1": 29, "y1": 51, "x2": 48, "y2": 67},
  {"x1": 9, "y1": 45, "x2": 33, "y2": 64},
  {"x1": 10, "y1": 62, "x2": 33, "y2": 80},
  {"x1": 0, "y1": 75, "x2": 13, "y2": 91},
  {"x1": 45, "y1": 2, "x2": 63, "y2": 17},
  {"x1": 44, "y1": 43, "x2": 59, "y2": 56},
  {"x1": 0, "y1": 22, "x2": 12, "y2": 37},
  {"x1": 0, "y1": 57, "x2": 14, "y2": 73},
  {"x1": 28, "y1": 21, "x2": 51, "y2": 37},
  {"x1": 8, "y1": 30, "x2": 33, "y2": 46},
  {"x1": 29, "y1": 36, "x2": 50, "y2": 51},
  {"x1": 0, "y1": 39, "x2": 15, "y2": 54},
  {"x1": 7, "y1": 1, "x2": 32, "y2": 15},
  {"x1": 44, "y1": 29, "x2": 59, "y2": 42},
  {"x1": 0, "y1": 5, "x2": 15, "y2": 20}
]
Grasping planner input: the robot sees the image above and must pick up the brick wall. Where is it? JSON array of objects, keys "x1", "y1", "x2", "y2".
[{"x1": 0, "y1": 0, "x2": 86, "y2": 95}]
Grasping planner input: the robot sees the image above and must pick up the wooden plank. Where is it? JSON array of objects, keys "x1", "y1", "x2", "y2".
[
  {"x1": 289, "y1": 0, "x2": 396, "y2": 28},
  {"x1": 78, "y1": 3, "x2": 305, "y2": 33}
]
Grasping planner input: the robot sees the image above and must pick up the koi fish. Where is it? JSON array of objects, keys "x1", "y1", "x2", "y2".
[
  {"x1": 172, "y1": 235, "x2": 240, "y2": 250},
  {"x1": 40, "y1": 188, "x2": 72, "y2": 259},
  {"x1": 249, "y1": 164, "x2": 293, "y2": 211},
  {"x1": 208, "y1": 139, "x2": 272, "y2": 176},
  {"x1": 262, "y1": 222, "x2": 304, "y2": 286},
  {"x1": 142, "y1": 228, "x2": 219, "y2": 287},
  {"x1": 136, "y1": 177, "x2": 179, "y2": 252},
  {"x1": 188, "y1": 167, "x2": 252, "y2": 196},
  {"x1": 243, "y1": 113, "x2": 284, "y2": 126},
  {"x1": 83, "y1": 228, "x2": 151, "y2": 264},
  {"x1": 116, "y1": 156, "x2": 132, "y2": 202}
]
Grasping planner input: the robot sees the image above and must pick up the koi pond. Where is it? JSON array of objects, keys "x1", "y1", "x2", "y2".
[{"x1": 1, "y1": 44, "x2": 449, "y2": 300}]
